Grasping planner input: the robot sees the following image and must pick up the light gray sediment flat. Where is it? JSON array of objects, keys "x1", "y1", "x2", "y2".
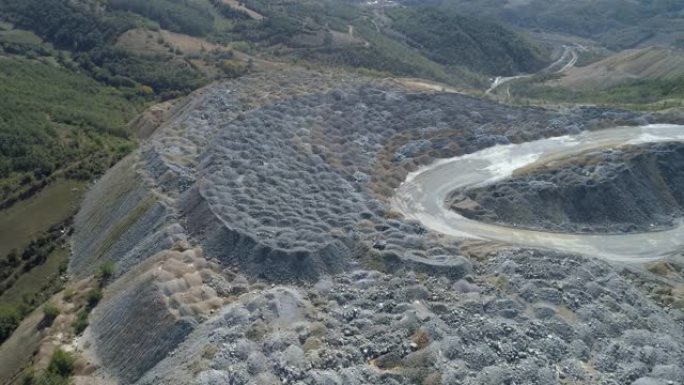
[{"x1": 393, "y1": 124, "x2": 684, "y2": 262}]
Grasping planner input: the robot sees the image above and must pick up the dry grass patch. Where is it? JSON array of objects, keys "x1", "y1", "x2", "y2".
[
  {"x1": 116, "y1": 28, "x2": 228, "y2": 57},
  {"x1": 220, "y1": 0, "x2": 264, "y2": 20}
]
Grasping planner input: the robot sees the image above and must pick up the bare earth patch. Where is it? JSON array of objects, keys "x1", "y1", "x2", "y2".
[
  {"x1": 116, "y1": 28, "x2": 229, "y2": 57},
  {"x1": 220, "y1": 0, "x2": 264, "y2": 20}
]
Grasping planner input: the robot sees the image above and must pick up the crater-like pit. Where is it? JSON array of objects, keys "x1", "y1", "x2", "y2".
[{"x1": 449, "y1": 142, "x2": 684, "y2": 233}]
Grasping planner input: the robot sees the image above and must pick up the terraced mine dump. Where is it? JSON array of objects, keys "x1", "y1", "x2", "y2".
[
  {"x1": 450, "y1": 141, "x2": 684, "y2": 234},
  {"x1": 393, "y1": 124, "x2": 684, "y2": 263},
  {"x1": 19, "y1": 69, "x2": 682, "y2": 385}
]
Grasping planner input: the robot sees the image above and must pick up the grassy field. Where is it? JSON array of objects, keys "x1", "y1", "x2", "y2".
[
  {"x1": 0, "y1": 248, "x2": 68, "y2": 308},
  {"x1": 0, "y1": 306, "x2": 43, "y2": 382},
  {"x1": 0, "y1": 179, "x2": 85, "y2": 258},
  {"x1": 0, "y1": 179, "x2": 85, "y2": 350},
  {"x1": 0, "y1": 29, "x2": 42, "y2": 45}
]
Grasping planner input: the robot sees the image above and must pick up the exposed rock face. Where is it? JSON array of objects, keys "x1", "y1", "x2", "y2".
[
  {"x1": 450, "y1": 142, "x2": 684, "y2": 233},
  {"x1": 67, "y1": 68, "x2": 676, "y2": 384}
]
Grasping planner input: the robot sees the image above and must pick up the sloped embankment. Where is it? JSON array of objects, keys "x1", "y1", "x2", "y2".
[
  {"x1": 67, "y1": 68, "x2": 666, "y2": 384},
  {"x1": 88, "y1": 248, "x2": 232, "y2": 383},
  {"x1": 450, "y1": 142, "x2": 684, "y2": 233},
  {"x1": 74, "y1": 69, "x2": 593, "y2": 284},
  {"x1": 69, "y1": 153, "x2": 184, "y2": 278}
]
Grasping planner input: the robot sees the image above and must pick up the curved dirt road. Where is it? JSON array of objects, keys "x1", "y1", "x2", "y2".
[
  {"x1": 392, "y1": 124, "x2": 684, "y2": 262},
  {"x1": 485, "y1": 45, "x2": 579, "y2": 95}
]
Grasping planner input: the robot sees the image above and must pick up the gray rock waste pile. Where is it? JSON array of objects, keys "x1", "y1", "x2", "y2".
[
  {"x1": 73, "y1": 68, "x2": 627, "y2": 283},
  {"x1": 138, "y1": 251, "x2": 684, "y2": 385},
  {"x1": 66, "y1": 68, "x2": 683, "y2": 384},
  {"x1": 450, "y1": 141, "x2": 684, "y2": 233}
]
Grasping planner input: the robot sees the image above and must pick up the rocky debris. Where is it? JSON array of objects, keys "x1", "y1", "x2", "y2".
[
  {"x1": 451, "y1": 197, "x2": 482, "y2": 217},
  {"x1": 69, "y1": 154, "x2": 179, "y2": 279},
  {"x1": 87, "y1": 249, "x2": 235, "y2": 383},
  {"x1": 128, "y1": 99, "x2": 181, "y2": 140},
  {"x1": 372, "y1": 238, "x2": 387, "y2": 250},
  {"x1": 66, "y1": 68, "x2": 684, "y2": 384},
  {"x1": 451, "y1": 142, "x2": 684, "y2": 233},
  {"x1": 132, "y1": 250, "x2": 684, "y2": 385},
  {"x1": 72, "y1": 69, "x2": 654, "y2": 282},
  {"x1": 147, "y1": 69, "x2": 651, "y2": 281}
]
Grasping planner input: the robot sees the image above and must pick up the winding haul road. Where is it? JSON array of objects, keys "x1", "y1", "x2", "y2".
[
  {"x1": 392, "y1": 124, "x2": 684, "y2": 262},
  {"x1": 485, "y1": 45, "x2": 580, "y2": 95}
]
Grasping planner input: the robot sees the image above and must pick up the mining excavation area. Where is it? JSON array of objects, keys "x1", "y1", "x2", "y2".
[
  {"x1": 394, "y1": 124, "x2": 684, "y2": 262},
  {"x1": 57, "y1": 70, "x2": 684, "y2": 385},
  {"x1": 451, "y1": 141, "x2": 684, "y2": 233}
]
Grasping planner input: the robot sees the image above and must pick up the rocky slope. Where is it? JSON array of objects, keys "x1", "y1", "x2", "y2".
[
  {"x1": 136, "y1": 250, "x2": 684, "y2": 385},
  {"x1": 72, "y1": 68, "x2": 602, "y2": 284},
  {"x1": 62, "y1": 68, "x2": 684, "y2": 385},
  {"x1": 450, "y1": 141, "x2": 684, "y2": 233}
]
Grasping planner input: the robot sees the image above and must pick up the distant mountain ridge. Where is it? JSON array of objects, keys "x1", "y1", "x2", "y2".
[{"x1": 421, "y1": 0, "x2": 684, "y2": 49}]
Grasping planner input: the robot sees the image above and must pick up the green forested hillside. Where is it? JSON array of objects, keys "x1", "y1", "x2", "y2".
[
  {"x1": 0, "y1": 0, "x2": 213, "y2": 204},
  {"x1": 108, "y1": 0, "x2": 216, "y2": 36},
  {"x1": 513, "y1": 75, "x2": 684, "y2": 108},
  {"x1": 0, "y1": 54, "x2": 138, "y2": 344},
  {"x1": 431, "y1": 0, "x2": 684, "y2": 49},
  {"x1": 0, "y1": 0, "x2": 548, "y2": 91},
  {"x1": 0, "y1": 58, "x2": 136, "y2": 204},
  {"x1": 0, "y1": 0, "x2": 134, "y2": 51},
  {"x1": 213, "y1": 0, "x2": 548, "y2": 82},
  {"x1": 387, "y1": 6, "x2": 546, "y2": 75},
  {"x1": 0, "y1": 0, "x2": 208, "y2": 96}
]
